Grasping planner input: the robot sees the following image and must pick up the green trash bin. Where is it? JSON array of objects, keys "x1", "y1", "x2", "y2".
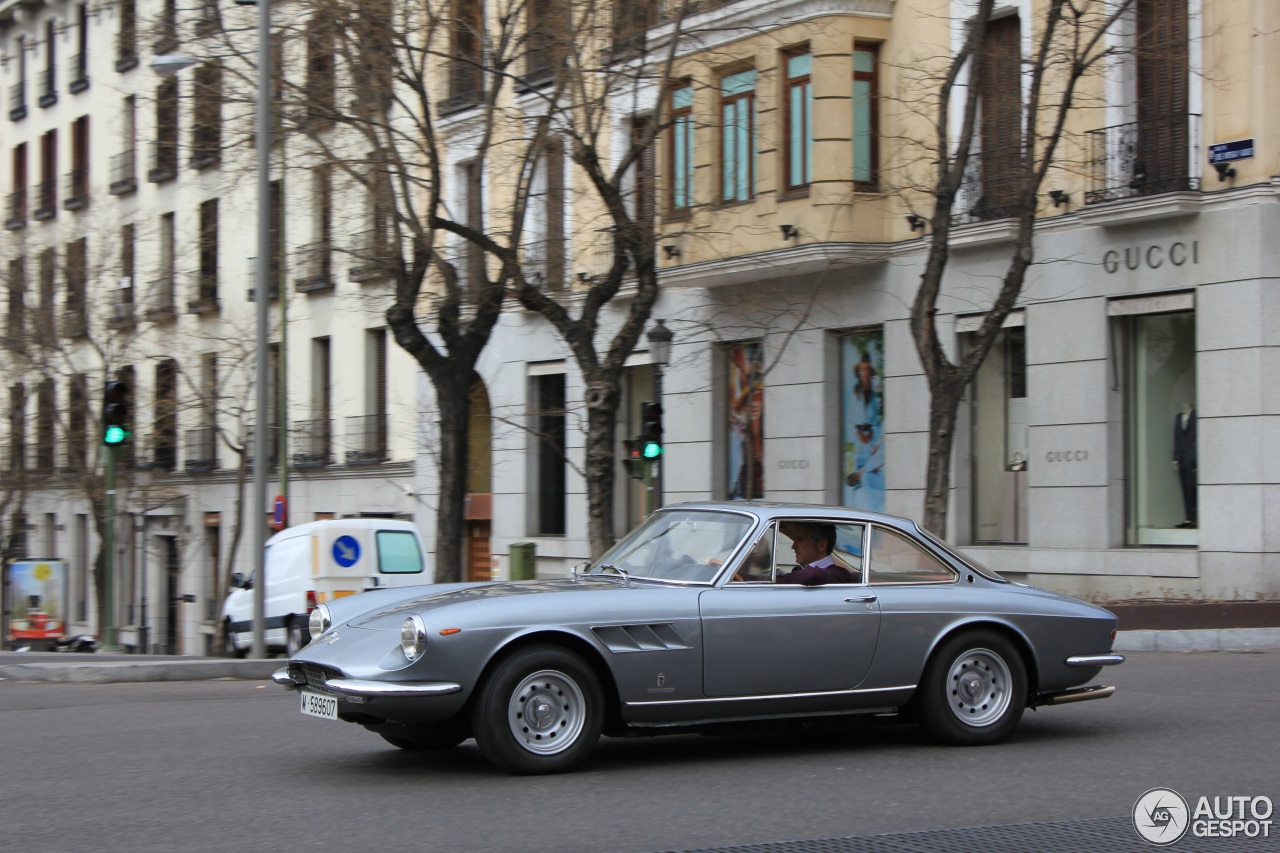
[{"x1": 509, "y1": 542, "x2": 536, "y2": 580}]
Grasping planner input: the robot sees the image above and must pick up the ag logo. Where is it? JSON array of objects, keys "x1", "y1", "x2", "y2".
[{"x1": 1134, "y1": 787, "x2": 1190, "y2": 845}]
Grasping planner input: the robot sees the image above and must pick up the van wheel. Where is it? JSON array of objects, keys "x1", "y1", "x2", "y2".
[
  {"x1": 223, "y1": 621, "x2": 245, "y2": 659},
  {"x1": 286, "y1": 619, "x2": 306, "y2": 657}
]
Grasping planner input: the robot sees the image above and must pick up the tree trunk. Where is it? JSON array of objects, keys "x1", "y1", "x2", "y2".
[
  {"x1": 426, "y1": 365, "x2": 471, "y2": 583},
  {"x1": 922, "y1": 383, "x2": 965, "y2": 536},
  {"x1": 582, "y1": 374, "x2": 621, "y2": 558}
]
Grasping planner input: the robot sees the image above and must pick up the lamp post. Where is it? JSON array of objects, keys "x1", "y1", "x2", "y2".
[{"x1": 647, "y1": 320, "x2": 673, "y2": 509}]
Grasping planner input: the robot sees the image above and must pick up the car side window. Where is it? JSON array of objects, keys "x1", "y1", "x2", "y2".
[
  {"x1": 768, "y1": 520, "x2": 865, "y2": 583},
  {"x1": 867, "y1": 526, "x2": 957, "y2": 585},
  {"x1": 731, "y1": 524, "x2": 776, "y2": 582}
]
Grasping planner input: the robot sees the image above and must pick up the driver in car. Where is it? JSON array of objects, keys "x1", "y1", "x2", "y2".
[{"x1": 776, "y1": 522, "x2": 853, "y2": 586}]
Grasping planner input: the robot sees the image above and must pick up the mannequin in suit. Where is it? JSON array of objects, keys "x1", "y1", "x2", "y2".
[{"x1": 1172, "y1": 403, "x2": 1197, "y2": 528}]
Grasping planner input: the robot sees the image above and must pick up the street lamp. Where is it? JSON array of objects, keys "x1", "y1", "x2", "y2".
[{"x1": 647, "y1": 320, "x2": 673, "y2": 508}]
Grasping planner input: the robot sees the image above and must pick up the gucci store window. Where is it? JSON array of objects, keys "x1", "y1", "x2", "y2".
[
  {"x1": 965, "y1": 319, "x2": 1028, "y2": 544},
  {"x1": 1117, "y1": 302, "x2": 1197, "y2": 546}
]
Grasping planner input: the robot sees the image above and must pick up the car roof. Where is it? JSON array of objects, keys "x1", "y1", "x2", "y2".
[{"x1": 658, "y1": 501, "x2": 923, "y2": 533}]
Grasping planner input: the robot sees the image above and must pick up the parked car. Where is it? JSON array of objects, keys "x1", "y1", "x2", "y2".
[
  {"x1": 273, "y1": 503, "x2": 1123, "y2": 774},
  {"x1": 224, "y1": 518, "x2": 429, "y2": 657}
]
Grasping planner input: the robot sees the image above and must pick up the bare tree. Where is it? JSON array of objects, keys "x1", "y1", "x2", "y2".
[{"x1": 903, "y1": 0, "x2": 1134, "y2": 534}]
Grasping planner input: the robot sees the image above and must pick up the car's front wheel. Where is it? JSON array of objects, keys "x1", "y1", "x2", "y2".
[
  {"x1": 918, "y1": 629, "x2": 1027, "y2": 746},
  {"x1": 471, "y1": 645, "x2": 603, "y2": 774}
]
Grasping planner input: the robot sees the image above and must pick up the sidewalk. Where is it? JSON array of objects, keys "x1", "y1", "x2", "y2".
[{"x1": 1, "y1": 601, "x2": 1276, "y2": 684}]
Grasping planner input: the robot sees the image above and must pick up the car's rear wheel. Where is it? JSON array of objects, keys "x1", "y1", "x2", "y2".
[
  {"x1": 918, "y1": 629, "x2": 1027, "y2": 745},
  {"x1": 471, "y1": 645, "x2": 603, "y2": 774},
  {"x1": 223, "y1": 621, "x2": 245, "y2": 659}
]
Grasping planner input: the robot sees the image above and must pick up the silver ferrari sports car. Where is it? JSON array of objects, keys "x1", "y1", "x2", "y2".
[{"x1": 273, "y1": 502, "x2": 1123, "y2": 774}]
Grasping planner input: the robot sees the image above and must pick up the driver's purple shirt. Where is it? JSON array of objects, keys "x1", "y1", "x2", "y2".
[{"x1": 776, "y1": 554, "x2": 853, "y2": 586}]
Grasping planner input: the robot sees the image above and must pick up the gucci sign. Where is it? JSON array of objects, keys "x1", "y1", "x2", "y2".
[
  {"x1": 1102, "y1": 240, "x2": 1199, "y2": 274},
  {"x1": 1045, "y1": 450, "x2": 1089, "y2": 462}
]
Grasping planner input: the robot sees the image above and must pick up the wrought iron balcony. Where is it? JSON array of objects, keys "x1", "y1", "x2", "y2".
[
  {"x1": 62, "y1": 306, "x2": 88, "y2": 338},
  {"x1": 8, "y1": 81, "x2": 27, "y2": 121},
  {"x1": 345, "y1": 414, "x2": 387, "y2": 464},
  {"x1": 188, "y1": 271, "x2": 219, "y2": 315},
  {"x1": 1085, "y1": 113, "x2": 1202, "y2": 205},
  {"x1": 5, "y1": 189, "x2": 27, "y2": 230},
  {"x1": 292, "y1": 419, "x2": 332, "y2": 467},
  {"x1": 525, "y1": 239, "x2": 566, "y2": 290},
  {"x1": 951, "y1": 143, "x2": 1026, "y2": 225},
  {"x1": 247, "y1": 256, "x2": 279, "y2": 302},
  {"x1": 148, "y1": 140, "x2": 179, "y2": 184},
  {"x1": 189, "y1": 124, "x2": 220, "y2": 170},
  {"x1": 63, "y1": 169, "x2": 89, "y2": 211},
  {"x1": 348, "y1": 227, "x2": 394, "y2": 282},
  {"x1": 184, "y1": 427, "x2": 216, "y2": 472},
  {"x1": 145, "y1": 275, "x2": 176, "y2": 322},
  {"x1": 107, "y1": 297, "x2": 136, "y2": 329},
  {"x1": 144, "y1": 433, "x2": 179, "y2": 472},
  {"x1": 116, "y1": 42, "x2": 138, "y2": 73},
  {"x1": 294, "y1": 240, "x2": 333, "y2": 293},
  {"x1": 69, "y1": 53, "x2": 89, "y2": 94},
  {"x1": 37, "y1": 68, "x2": 56, "y2": 108},
  {"x1": 110, "y1": 150, "x2": 138, "y2": 196},
  {"x1": 32, "y1": 180, "x2": 56, "y2": 220},
  {"x1": 245, "y1": 425, "x2": 280, "y2": 469}
]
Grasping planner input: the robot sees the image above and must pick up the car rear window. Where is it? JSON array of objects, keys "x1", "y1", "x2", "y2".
[{"x1": 376, "y1": 531, "x2": 425, "y2": 574}]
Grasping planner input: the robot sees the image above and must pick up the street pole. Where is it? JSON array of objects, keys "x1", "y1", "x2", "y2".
[
  {"x1": 646, "y1": 320, "x2": 673, "y2": 511},
  {"x1": 652, "y1": 364, "x2": 664, "y2": 510},
  {"x1": 102, "y1": 443, "x2": 118, "y2": 650},
  {"x1": 251, "y1": 0, "x2": 272, "y2": 659},
  {"x1": 138, "y1": 514, "x2": 148, "y2": 654}
]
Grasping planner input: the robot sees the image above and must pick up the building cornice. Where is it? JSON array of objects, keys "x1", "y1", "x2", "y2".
[{"x1": 659, "y1": 240, "x2": 894, "y2": 288}]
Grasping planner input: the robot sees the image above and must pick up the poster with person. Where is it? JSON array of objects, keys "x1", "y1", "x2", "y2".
[
  {"x1": 6, "y1": 560, "x2": 69, "y2": 645},
  {"x1": 841, "y1": 330, "x2": 885, "y2": 511},
  {"x1": 727, "y1": 342, "x2": 764, "y2": 500}
]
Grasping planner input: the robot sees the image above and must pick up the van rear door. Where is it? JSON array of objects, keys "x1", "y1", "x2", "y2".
[{"x1": 370, "y1": 527, "x2": 427, "y2": 588}]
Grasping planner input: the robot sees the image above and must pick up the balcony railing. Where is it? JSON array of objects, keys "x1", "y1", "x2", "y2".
[
  {"x1": 292, "y1": 419, "x2": 331, "y2": 467},
  {"x1": 951, "y1": 143, "x2": 1026, "y2": 225},
  {"x1": 525, "y1": 238, "x2": 566, "y2": 290},
  {"x1": 8, "y1": 81, "x2": 26, "y2": 121},
  {"x1": 142, "y1": 433, "x2": 178, "y2": 472},
  {"x1": 5, "y1": 189, "x2": 26, "y2": 230},
  {"x1": 148, "y1": 139, "x2": 179, "y2": 184},
  {"x1": 188, "y1": 271, "x2": 219, "y2": 315},
  {"x1": 294, "y1": 240, "x2": 333, "y2": 293},
  {"x1": 245, "y1": 424, "x2": 280, "y2": 469},
  {"x1": 1085, "y1": 113, "x2": 1202, "y2": 205},
  {"x1": 110, "y1": 150, "x2": 138, "y2": 195},
  {"x1": 189, "y1": 124, "x2": 220, "y2": 169},
  {"x1": 246, "y1": 256, "x2": 279, "y2": 302},
  {"x1": 69, "y1": 53, "x2": 89, "y2": 94},
  {"x1": 116, "y1": 41, "x2": 138, "y2": 73},
  {"x1": 145, "y1": 274, "x2": 176, "y2": 321},
  {"x1": 37, "y1": 68, "x2": 56, "y2": 108},
  {"x1": 63, "y1": 169, "x2": 88, "y2": 211},
  {"x1": 62, "y1": 306, "x2": 88, "y2": 338},
  {"x1": 184, "y1": 427, "x2": 216, "y2": 472},
  {"x1": 349, "y1": 227, "x2": 395, "y2": 282},
  {"x1": 107, "y1": 297, "x2": 135, "y2": 329},
  {"x1": 32, "y1": 180, "x2": 56, "y2": 220},
  {"x1": 345, "y1": 414, "x2": 387, "y2": 464}
]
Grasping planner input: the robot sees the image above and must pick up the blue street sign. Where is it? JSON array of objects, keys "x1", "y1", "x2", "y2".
[
  {"x1": 332, "y1": 535, "x2": 361, "y2": 568},
  {"x1": 1208, "y1": 139, "x2": 1254, "y2": 164}
]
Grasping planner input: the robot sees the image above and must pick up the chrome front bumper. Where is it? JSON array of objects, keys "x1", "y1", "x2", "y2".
[
  {"x1": 272, "y1": 666, "x2": 461, "y2": 698},
  {"x1": 1065, "y1": 653, "x2": 1125, "y2": 667}
]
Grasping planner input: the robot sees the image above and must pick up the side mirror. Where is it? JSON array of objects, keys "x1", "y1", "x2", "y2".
[{"x1": 230, "y1": 572, "x2": 245, "y2": 589}]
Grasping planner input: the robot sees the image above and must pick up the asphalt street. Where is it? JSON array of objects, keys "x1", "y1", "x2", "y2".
[{"x1": 1, "y1": 650, "x2": 1276, "y2": 853}]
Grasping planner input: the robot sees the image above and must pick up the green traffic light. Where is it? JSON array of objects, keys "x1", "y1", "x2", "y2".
[
  {"x1": 104, "y1": 426, "x2": 128, "y2": 445},
  {"x1": 642, "y1": 441, "x2": 662, "y2": 459}
]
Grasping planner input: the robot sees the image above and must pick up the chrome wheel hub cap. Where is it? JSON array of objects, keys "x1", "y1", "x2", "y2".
[
  {"x1": 946, "y1": 648, "x2": 1012, "y2": 727},
  {"x1": 507, "y1": 669, "x2": 586, "y2": 755}
]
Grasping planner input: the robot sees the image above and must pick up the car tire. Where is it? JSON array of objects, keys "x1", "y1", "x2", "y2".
[
  {"x1": 470, "y1": 645, "x2": 604, "y2": 775},
  {"x1": 223, "y1": 621, "x2": 245, "y2": 659},
  {"x1": 286, "y1": 619, "x2": 306, "y2": 657},
  {"x1": 918, "y1": 629, "x2": 1027, "y2": 746}
]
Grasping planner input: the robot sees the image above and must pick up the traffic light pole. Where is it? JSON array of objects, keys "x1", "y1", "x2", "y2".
[
  {"x1": 102, "y1": 443, "x2": 118, "y2": 651},
  {"x1": 653, "y1": 367, "x2": 665, "y2": 509}
]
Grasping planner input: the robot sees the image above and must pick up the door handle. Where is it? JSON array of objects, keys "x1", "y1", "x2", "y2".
[{"x1": 844, "y1": 593, "x2": 877, "y2": 603}]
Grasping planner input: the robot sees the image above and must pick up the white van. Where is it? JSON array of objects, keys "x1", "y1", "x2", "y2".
[{"x1": 221, "y1": 518, "x2": 430, "y2": 657}]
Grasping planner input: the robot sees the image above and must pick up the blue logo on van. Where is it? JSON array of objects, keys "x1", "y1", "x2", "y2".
[{"x1": 332, "y1": 536, "x2": 361, "y2": 568}]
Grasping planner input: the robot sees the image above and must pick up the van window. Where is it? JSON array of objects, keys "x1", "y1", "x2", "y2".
[{"x1": 377, "y1": 530, "x2": 424, "y2": 574}]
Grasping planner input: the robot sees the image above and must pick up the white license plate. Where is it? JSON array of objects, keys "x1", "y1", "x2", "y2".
[{"x1": 300, "y1": 690, "x2": 338, "y2": 720}]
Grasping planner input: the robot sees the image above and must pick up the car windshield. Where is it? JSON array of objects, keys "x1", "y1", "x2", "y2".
[{"x1": 589, "y1": 510, "x2": 755, "y2": 583}]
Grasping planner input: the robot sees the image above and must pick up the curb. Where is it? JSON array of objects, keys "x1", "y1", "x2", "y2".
[
  {"x1": 0, "y1": 659, "x2": 280, "y2": 683},
  {"x1": 1112, "y1": 627, "x2": 1280, "y2": 652}
]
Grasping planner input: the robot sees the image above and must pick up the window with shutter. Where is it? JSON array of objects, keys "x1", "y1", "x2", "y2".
[
  {"x1": 1134, "y1": 0, "x2": 1189, "y2": 195},
  {"x1": 976, "y1": 14, "x2": 1021, "y2": 220}
]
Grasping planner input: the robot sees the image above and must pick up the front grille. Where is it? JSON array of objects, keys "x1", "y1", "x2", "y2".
[{"x1": 290, "y1": 662, "x2": 344, "y2": 690}]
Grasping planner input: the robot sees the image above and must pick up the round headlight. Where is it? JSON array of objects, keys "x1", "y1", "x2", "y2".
[
  {"x1": 309, "y1": 604, "x2": 332, "y2": 639},
  {"x1": 401, "y1": 615, "x2": 427, "y2": 661}
]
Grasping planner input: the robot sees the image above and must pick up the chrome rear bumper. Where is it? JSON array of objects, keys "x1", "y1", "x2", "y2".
[
  {"x1": 1066, "y1": 653, "x2": 1125, "y2": 667},
  {"x1": 1037, "y1": 684, "x2": 1116, "y2": 706}
]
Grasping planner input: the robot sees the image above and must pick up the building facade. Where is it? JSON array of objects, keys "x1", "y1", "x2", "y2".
[
  {"x1": 429, "y1": 0, "x2": 1280, "y2": 605},
  {"x1": 0, "y1": 0, "x2": 421, "y2": 653}
]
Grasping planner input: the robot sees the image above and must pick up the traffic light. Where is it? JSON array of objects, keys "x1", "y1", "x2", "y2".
[
  {"x1": 621, "y1": 438, "x2": 646, "y2": 480},
  {"x1": 641, "y1": 401, "x2": 663, "y2": 459},
  {"x1": 102, "y1": 380, "x2": 130, "y2": 445}
]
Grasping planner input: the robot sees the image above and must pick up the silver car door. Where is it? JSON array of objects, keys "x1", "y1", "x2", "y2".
[{"x1": 698, "y1": 521, "x2": 881, "y2": 697}]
